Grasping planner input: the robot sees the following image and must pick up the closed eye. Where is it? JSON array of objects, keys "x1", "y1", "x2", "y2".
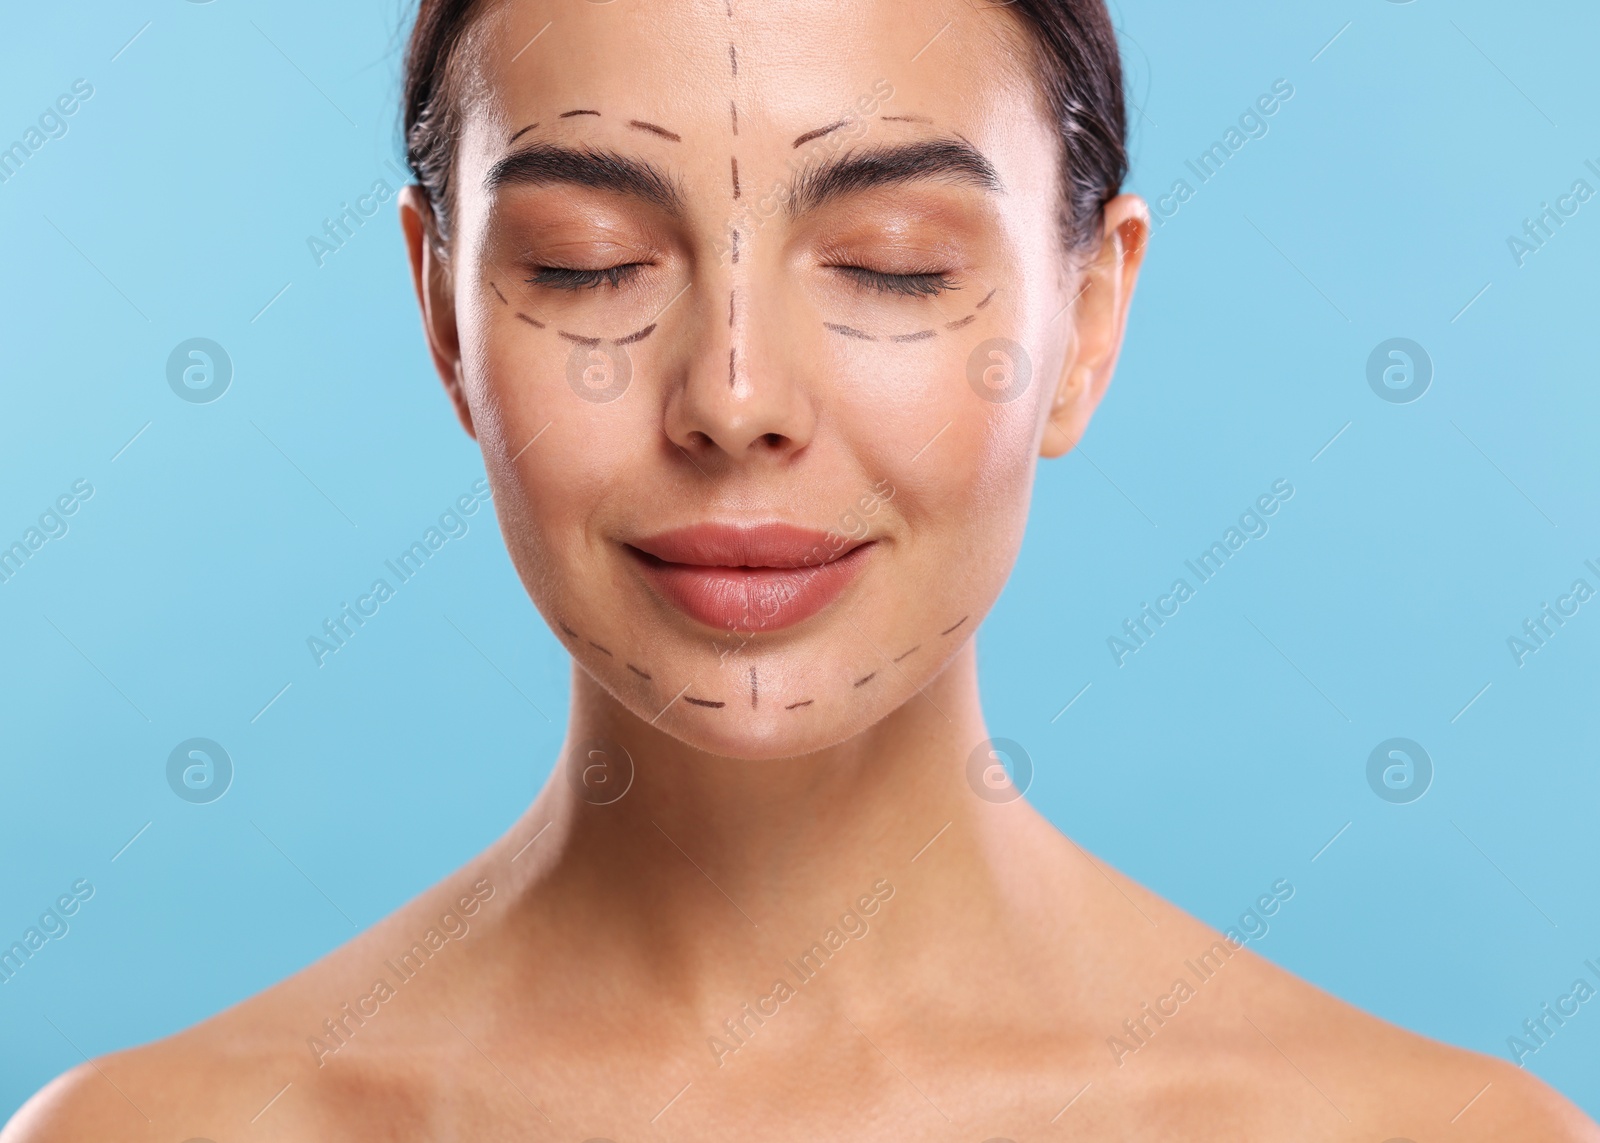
[
  {"x1": 832, "y1": 266, "x2": 958, "y2": 298},
  {"x1": 527, "y1": 264, "x2": 647, "y2": 290}
]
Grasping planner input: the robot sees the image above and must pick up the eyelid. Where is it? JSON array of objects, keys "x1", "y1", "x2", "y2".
[
  {"x1": 526, "y1": 263, "x2": 648, "y2": 290},
  {"x1": 830, "y1": 265, "x2": 959, "y2": 298}
]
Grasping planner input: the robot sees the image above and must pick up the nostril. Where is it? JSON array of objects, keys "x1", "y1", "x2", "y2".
[{"x1": 758, "y1": 432, "x2": 785, "y2": 450}]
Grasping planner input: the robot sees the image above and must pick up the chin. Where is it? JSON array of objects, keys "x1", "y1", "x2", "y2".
[{"x1": 589, "y1": 641, "x2": 918, "y2": 762}]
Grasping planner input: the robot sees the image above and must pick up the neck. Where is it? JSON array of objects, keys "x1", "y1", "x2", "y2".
[{"x1": 492, "y1": 641, "x2": 1038, "y2": 996}]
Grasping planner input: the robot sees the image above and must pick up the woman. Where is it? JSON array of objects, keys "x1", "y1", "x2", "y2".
[{"x1": 7, "y1": 0, "x2": 1596, "y2": 1139}]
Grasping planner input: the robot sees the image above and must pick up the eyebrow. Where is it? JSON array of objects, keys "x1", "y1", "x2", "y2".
[
  {"x1": 483, "y1": 142, "x2": 683, "y2": 214},
  {"x1": 787, "y1": 139, "x2": 1001, "y2": 217}
]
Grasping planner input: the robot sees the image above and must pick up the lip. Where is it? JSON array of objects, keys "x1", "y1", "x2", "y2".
[{"x1": 626, "y1": 522, "x2": 873, "y2": 633}]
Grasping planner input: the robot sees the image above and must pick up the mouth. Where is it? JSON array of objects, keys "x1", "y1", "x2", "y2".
[{"x1": 625, "y1": 522, "x2": 874, "y2": 634}]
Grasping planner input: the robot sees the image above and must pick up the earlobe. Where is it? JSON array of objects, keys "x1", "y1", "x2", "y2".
[
  {"x1": 1041, "y1": 362, "x2": 1091, "y2": 458},
  {"x1": 398, "y1": 185, "x2": 475, "y2": 439},
  {"x1": 446, "y1": 358, "x2": 476, "y2": 441}
]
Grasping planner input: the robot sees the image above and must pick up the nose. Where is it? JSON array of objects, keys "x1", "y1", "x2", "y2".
[{"x1": 663, "y1": 280, "x2": 817, "y2": 465}]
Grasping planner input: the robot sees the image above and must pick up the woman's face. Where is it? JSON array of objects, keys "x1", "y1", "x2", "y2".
[{"x1": 405, "y1": 0, "x2": 1144, "y2": 760}]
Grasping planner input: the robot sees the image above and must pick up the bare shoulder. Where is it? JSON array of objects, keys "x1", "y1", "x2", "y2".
[
  {"x1": 1180, "y1": 923, "x2": 1597, "y2": 1138},
  {"x1": 0, "y1": 1026, "x2": 286, "y2": 1143},
  {"x1": 2, "y1": 867, "x2": 501, "y2": 1142},
  {"x1": 0, "y1": 1017, "x2": 448, "y2": 1143},
  {"x1": 1254, "y1": 971, "x2": 1600, "y2": 1142},
  {"x1": 1442, "y1": 1054, "x2": 1600, "y2": 1142},
  {"x1": 0, "y1": 1060, "x2": 147, "y2": 1143},
  {"x1": 1064, "y1": 849, "x2": 1600, "y2": 1140}
]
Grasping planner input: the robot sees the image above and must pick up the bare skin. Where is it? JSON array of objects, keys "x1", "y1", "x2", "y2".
[{"x1": 7, "y1": 1, "x2": 1596, "y2": 1140}]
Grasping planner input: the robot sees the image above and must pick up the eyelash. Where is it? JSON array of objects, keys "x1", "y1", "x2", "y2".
[
  {"x1": 526, "y1": 263, "x2": 956, "y2": 298},
  {"x1": 526, "y1": 264, "x2": 645, "y2": 291},
  {"x1": 834, "y1": 266, "x2": 958, "y2": 298}
]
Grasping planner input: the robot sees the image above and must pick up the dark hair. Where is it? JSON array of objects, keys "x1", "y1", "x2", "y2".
[
  {"x1": 1001, "y1": 0, "x2": 1129, "y2": 251},
  {"x1": 404, "y1": 0, "x2": 1127, "y2": 250}
]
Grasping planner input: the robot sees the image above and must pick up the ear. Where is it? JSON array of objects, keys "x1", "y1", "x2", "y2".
[
  {"x1": 399, "y1": 185, "x2": 475, "y2": 439},
  {"x1": 1040, "y1": 194, "x2": 1149, "y2": 459}
]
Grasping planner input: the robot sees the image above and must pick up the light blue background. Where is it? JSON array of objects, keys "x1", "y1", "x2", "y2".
[{"x1": 2, "y1": 0, "x2": 1597, "y2": 1122}]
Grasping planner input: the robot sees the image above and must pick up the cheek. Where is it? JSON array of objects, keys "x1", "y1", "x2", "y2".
[
  {"x1": 910, "y1": 408, "x2": 1036, "y2": 575},
  {"x1": 830, "y1": 332, "x2": 1039, "y2": 582},
  {"x1": 466, "y1": 320, "x2": 639, "y2": 564},
  {"x1": 468, "y1": 300, "x2": 633, "y2": 470}
]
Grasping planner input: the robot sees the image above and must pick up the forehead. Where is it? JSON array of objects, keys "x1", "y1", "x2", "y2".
[{"x1": 456, "y1": 0, "x2": 1052, "y2": 177}]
